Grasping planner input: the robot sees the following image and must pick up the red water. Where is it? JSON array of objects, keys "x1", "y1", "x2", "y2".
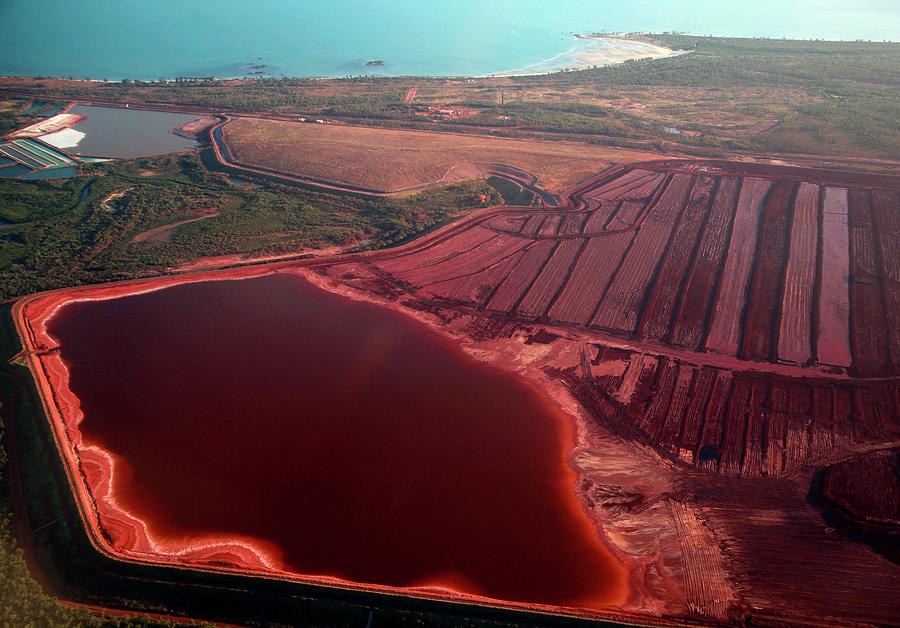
[{"x1": 48, "y1": 273, "x2": 623, "y2": 609}]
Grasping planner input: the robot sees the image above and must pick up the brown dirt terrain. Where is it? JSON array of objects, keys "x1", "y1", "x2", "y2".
[
  {"x1": 130, "y1": 211, "x2": 220, "y2": 243},
  {"x1": 220, "y1": 117, "x2": 661, "y2": 193}
]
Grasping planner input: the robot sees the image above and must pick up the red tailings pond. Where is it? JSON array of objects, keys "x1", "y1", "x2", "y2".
[{"x1": 41, "y1": 272, "x2": 625, "y2": 610}]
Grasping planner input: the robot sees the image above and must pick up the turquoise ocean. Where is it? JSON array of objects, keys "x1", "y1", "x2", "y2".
[{"x1": 0, "y1": 0, "x2": 898, "y2": 80}]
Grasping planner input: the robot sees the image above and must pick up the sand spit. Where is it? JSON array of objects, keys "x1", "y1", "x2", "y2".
[{"x1": 574, "y1": 35, "x2": 684, "y2": 65}]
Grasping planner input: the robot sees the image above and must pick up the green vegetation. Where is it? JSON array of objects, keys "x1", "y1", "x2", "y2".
[
  {"x1": 0, "y1": 153, "x2": 500, "y2": 301},
  {"x1": 0, "y1": 99, "x2": 60, "y2": 135},
  {"x1": 0, "y1": 508, "x2": 94, "y2": 625},
  {"x1": 487, "y1": 176, "x2": 538, "y2": 206},
  {"x1": 4, "y1": 36, "x2": 897, "y2": 159},
  {"x1": 0, "y1": 109, "x2": 21, "y2": 136},
  {"x1": 586, "y1": 35, "x2": 900, "y2": 156}
]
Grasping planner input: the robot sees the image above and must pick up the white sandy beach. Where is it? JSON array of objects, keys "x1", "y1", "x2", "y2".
[{"x1": 491, "y1": 35, "x2": 684, "y2": 77}]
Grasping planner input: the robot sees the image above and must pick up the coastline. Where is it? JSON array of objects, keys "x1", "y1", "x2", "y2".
[
  {"x1": 5, "y1": 34, "x2": 896, "y2": 83},
  {"x1": 488, "y1": 35, "x2": 684, "y2": 77},
  {"x1": 0, "y1": 34, "x2": 684, "y2": 83}
]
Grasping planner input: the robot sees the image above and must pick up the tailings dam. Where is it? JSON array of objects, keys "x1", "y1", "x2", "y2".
[
  {"x1": 16, "y1": 159, "x2": 899, "y2": 625},
  {"x1": 28, "y1": 271, "x2": 626, "y2": 612}
]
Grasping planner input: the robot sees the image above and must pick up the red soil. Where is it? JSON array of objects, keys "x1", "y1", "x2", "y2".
[
  {"x1": 592, "y1": 173, "x2": 693, "y2": 333},
  {"x1": 704, "y1": 178, "x2": 771, "y2": 356},
  {"x1": 818, "y1": 187, "x2": 852, "y2": 367},
  {"x1": 776, "y1": 181, "x2": 819, "y2": 365},
  {"x1": 636, "y1": 175, "x2": 716, "y2": 341},
  {"x1": 516, "y1": 238, "x2": 584, "y2": 318},
  {"x1": 739, "y1": 179, "x2": 793, "y2": 362},
  {"x1": 847, "y1": 188, "x2": 892, "y2": 374},
  {"x1": 669, "y1": 175, "x2": 740, "y2": 350}
]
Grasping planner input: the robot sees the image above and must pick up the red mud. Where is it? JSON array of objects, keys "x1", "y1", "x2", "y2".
[
  {"x1": 739, "y1": 179, "x2": 794, "y2": 362},
  {"x1": 822, "y1": 448, "x2": 900, "y2": 527},
  {"x1": 14, "y1": 268, "x2": 628, "y2": 617},
  {"x1": 13, "y1": 159, "x2": 900, "y2": 626},
  {"x1": 366, "y1": 160, "x2": 899, "y2": 378},
  {"x1": 818, "y1": 187, "x2": 852, "y2": 367}
]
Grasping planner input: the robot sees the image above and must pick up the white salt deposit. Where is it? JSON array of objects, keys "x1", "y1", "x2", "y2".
[{"x1": 40, "y1": 128, "x2": 87, "y2": 149}]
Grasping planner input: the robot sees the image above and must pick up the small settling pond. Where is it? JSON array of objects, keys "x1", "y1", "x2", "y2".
[
  {"x1": 62, "y1": 105, "x2": 202, "y2": 158},
  {"x1": 47, "y1": 273, "x2": 623, "y2": 609}
]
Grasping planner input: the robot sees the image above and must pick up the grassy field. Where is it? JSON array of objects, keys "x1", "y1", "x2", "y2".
[{"x1": 221, "y1": 117, "x2": 661, "y2": 193}]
